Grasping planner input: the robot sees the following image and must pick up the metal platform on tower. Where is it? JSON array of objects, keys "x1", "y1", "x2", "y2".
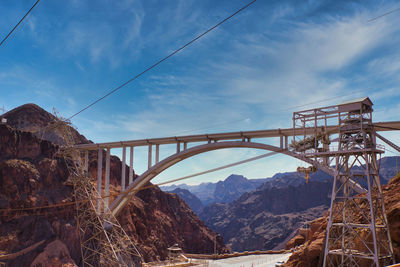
[{"x1": 290, "y1": 97, "x2": 394, "y2": 266}]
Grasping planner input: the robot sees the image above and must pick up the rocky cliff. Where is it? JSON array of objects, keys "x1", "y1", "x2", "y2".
[
  {"x1": 285, "y1": 175, "x2": 400, "y2": 266},
  {"x1": 199, "y1": 179, "x2": 332, "y2": 252},
  {"x1": 0, "y1": 104, "x2": 229, "y2": 266}
]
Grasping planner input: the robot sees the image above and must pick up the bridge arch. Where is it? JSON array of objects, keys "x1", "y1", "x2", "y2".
[{"x1": 110, "y1": 140, "x2": 334, "y2": 216}]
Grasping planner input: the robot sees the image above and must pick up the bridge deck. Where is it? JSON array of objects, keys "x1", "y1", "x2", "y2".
[{"x1": 74, "y1": 121, "x2": 400, "y2": 150}]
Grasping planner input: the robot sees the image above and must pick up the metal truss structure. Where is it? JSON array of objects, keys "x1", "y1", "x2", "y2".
[
  {"x1": 49, "y1": 116, "x2": 142, "y2": 267},
  {"x1": 291, "y1": 97, "x2": 394, "y2": 266},
  {"x1": 71, "y1": 170, "x2": 142, "y2": 267}
]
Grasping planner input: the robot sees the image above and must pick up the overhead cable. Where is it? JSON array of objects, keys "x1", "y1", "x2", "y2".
[
  {"x1": 67, "y1": 0, "x2": 257, "y2": 120},
  {"x1": 368, "y1": 7, "x2": 400, "y2": 22},
  {"x1": 0, "y1": 0, "x2": 41, "y2": 48}
]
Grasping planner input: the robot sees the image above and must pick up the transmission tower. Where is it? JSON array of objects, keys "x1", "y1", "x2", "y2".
[
  {"x1": 291, "y1": 97, "x2": 394, "y2": 266},
  {"x1": 48, "y1": 114, "x2": 142, "y2": 267}
]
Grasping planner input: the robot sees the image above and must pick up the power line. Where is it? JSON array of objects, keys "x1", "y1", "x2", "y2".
[
  {"x1": 368, "y1": 7, "x2": 400, "y2": 22},
  {"x1": 0, "y1": 0, "x2": 41, "y2": 48},
  {"x1": 67, "y1": 0, "x2": 257, "y2": 120}
]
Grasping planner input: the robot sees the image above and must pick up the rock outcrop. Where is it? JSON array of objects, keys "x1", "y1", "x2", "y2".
[
  {"x1": 0, "y1": 103, "x2": 88, "y2": 145},
  {"x1": 31, "y1": 240, "x2": 77, "y2": 267},
  {"x1": 0, "y1": 104, "x2": 229, "y2": 266},
  {"x1": 285, "y1": 175, "x2": 400, "y2": 266}
]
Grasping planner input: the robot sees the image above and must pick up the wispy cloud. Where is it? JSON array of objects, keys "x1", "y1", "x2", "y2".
[{"x1": 2, "y1": 0, "x2": 400, "y2": 182}]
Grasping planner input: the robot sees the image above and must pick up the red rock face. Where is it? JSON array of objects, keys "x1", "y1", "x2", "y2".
[
  {"x1": 285, "y1": 176, "x2": 400, "y2": 266},
  {"x1": 0, "y1": 106, "x2": 229, "y2": 266},
  {"x1": 117, "y1": 187, "x2": 230, "y2": 262},
  {"x1": 31, "y1": 240, "x2": 77, "y2": 267}
]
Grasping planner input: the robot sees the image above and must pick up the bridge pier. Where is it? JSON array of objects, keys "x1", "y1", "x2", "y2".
[
  {"x1": 129, "y1": 146, "x2": 134, "y2": 185},
  {"x1": 156, "y1": 144, "x2": 160, "y2": 164},
  {"x1": 148, "y1": 145, "x2": 152, "y2": 169},
  {"x1": 84, "y1": 150, "x2": 89, "y2": 173},
  {"x1": 121, "y1": 146, "x2": 126, "y2": 191},
  {"x1": 105, "y1": 148, "x2": 110, "y2": 213},
  {"x1": 97, "y1": 148, "x2": 103, "y2": 213}
]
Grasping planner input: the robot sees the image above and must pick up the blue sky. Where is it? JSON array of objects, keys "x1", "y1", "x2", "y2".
[{"x1": 1, "y1": 0, "x2": 400, "y2": 185}]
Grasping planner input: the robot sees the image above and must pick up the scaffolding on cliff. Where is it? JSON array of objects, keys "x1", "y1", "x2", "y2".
[{"x1": 45, "y1": 112, "x2": 142, "y2": 267}]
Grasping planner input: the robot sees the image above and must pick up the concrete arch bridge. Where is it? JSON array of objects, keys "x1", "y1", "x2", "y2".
[
  {"x1": 74, "y1": 98, "x2": 400, "y2": 266},
  {"x1": 74, "y1": 120, "x2": 400, "y2": 217}
]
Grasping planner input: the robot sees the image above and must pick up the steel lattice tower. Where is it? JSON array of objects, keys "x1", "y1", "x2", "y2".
[
  {"x1": 291, "y1": 97, "x2": 394, "y2": 266},
  {"x1": 48, "y1": 115, "x2": 143, "y2": 267}
]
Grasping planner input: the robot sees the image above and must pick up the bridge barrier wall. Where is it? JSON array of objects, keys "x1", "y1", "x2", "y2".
[{"x1": 184, "y1": 249, "x2": 289, "y2": 260}]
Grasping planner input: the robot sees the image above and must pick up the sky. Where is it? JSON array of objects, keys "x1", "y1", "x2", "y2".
[{"x1": 1, "y1": 0, "x2": 400, "y2": 185}]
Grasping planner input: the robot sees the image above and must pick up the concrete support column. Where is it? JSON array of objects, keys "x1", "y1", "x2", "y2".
[
  {"x1": 84, "y1": 150, "x2": 89, "y2": 173},
  {"x1": 155, "y1": 144, "x2": 160, "y2": 164},
  {"x1": 280, "y1": 135, "x2": 283, "y2": 148},
  {"x1": 177, "y1": 142, "x2": 181, "y2": 153},
  {"x1": 96, "y1": 148, "x2": 103, "y2": 213},
  {"x1": 183, "y1": 142, "x2": 187, "y2": 150},
  {"x1": 121, "y1": 146, "x2": 126, "y2": 191},
  {"x1": 129, "y1": 146, "x2": 134, "y2": 185},
  {"x1": 148, "y1": 144, "x2": 152, "y2": 169},
  {"x1": 104, "y1": 148, "x2": 111, "y2": 213},
  {"x1": 285, "y1": 136, "x2": 288, "y2": 149}
]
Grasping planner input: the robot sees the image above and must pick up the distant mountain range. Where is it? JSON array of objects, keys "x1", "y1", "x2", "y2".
[
  {"x1": 170, "y1": 188, "x2": 204, "y2": 214},
  {"x1": 161, "y1": 174, "x2": 267, "y2": 207},
  {"x1": 200, "y1": 177, "x2": 332, "y2": 251},
  {"x1": 163, "y1": 156, "x2": 400, "y2": 252}
]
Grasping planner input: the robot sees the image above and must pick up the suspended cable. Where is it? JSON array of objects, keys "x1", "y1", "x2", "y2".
[
  {"x1": 67, "y1": 0, "x2": 257, "y2": 120},
  {"x1": 368, "y1": 6, "x2": 400, "y2": 22},
  {"x1": 0, "y1": 0, "x2": 41, "y2": 48}
]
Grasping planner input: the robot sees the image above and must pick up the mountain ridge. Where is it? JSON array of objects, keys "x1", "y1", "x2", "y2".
[
  {"x1": 0, "y1": 103, "x2": 229, "y2": 265},
  {"x1": 162, "y1": 174, "x2": 267, "y2": 206}
]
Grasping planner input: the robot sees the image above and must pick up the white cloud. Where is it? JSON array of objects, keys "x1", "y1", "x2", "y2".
[{"x1": 368, "y1": 55, "x2": 400, "y2": 79}]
